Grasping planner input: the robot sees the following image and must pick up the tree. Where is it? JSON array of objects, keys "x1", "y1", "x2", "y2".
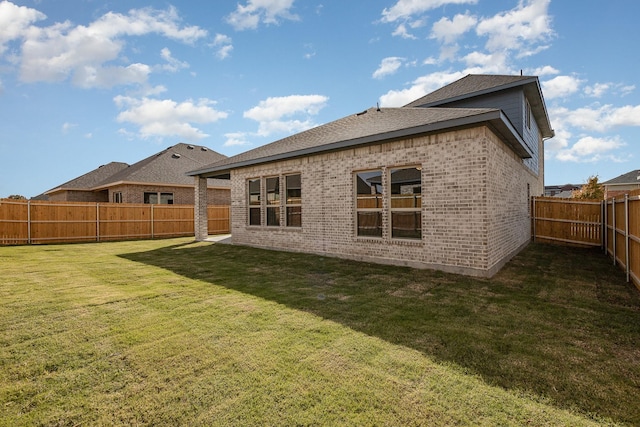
[
  {"x1": 6, "y1": 194, "x2": 27, "y2": 200},
  {"x1": 572, "y1": 175, "x2": 604, "y2": 200}
]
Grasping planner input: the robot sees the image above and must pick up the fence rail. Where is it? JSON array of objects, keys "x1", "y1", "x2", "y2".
[
  {"x1": 532, "y1": 194, "x2": 640, "y2": 291},
  {"x1": 0, "y1": 199, "x2": 230, "y2": 245}
]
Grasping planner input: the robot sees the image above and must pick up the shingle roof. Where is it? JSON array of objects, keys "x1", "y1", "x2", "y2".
[
  {"x1": 404, "y1": 75, "x2": 535, "y2": 107},
  {"x1": 95, "y1": 143, "x2": 227, "y2": 188},
  {"x1": 602, "y1": 169, "x2": 640, "y2": 185},
  {"x1": 45, "y1": 143, "x2": 228, "y2": 195},
  {"x1": 45, "y1": 162, "x2": 129, "y2": 194},
  {"x1": 189, "y1": 106, "x2": 529, "y2": 178},
  {"x1": 404, "y1": 74, "x2": 554, "y2": 139}
]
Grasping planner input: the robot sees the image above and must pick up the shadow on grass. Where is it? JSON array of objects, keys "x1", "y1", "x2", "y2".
[{"x1": 121, "y1": 241, "x2": 640, "y2": 425}]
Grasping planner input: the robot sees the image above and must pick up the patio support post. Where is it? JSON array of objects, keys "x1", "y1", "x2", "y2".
[{"x1": 194, "y1": 176, "x2": 208, "y2": 241}]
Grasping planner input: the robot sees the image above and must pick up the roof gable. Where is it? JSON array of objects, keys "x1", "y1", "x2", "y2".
[{"x1": 404, "y1": 74, "x2": 554, "y2": 139}]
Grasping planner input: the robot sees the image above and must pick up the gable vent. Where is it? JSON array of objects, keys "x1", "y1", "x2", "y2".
[{"x1": 172, "y1": 153, "x2": 181, "y2": 159}]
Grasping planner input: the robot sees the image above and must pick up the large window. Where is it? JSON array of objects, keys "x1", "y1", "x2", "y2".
[
  {"x1": 247, "y1": 173, "x2": 301, "y2": 228},
  {"x1": 355, "y1": 167, "x2": 422, "y2": 240},
  {"x1": 355, "y1": 170, "x2": 383, "y2": 237},
  {"x1": 248, "y1": 178, "x2": 261, "y2": 226},
  {"x1": 285, "y1": 174, "x2": 302, "y2": 227},
  {"x1": 266, "y1": 177, "x2": 280, "y2": 226},
  {"x1": 390, "y1": 167, "x2": 422, "y2": 239}
]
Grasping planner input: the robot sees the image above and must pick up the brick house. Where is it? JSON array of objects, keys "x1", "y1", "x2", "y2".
[
  {"x1": 41, "y1": 143, "x2": 230, "y2": 205},
  {"x1": 602, "y1": 169, "x2": 640, "y2": 199},
  {"x1": 189, "y1": 74, "x2": 554, "y2": 277}
]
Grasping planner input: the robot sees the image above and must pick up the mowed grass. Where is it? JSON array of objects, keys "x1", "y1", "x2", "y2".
[{"x1": 1, "y1": 238, "x2": 639, "y2": 426}]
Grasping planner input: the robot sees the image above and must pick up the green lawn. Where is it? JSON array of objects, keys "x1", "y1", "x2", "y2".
[{"x1": 1, "y1": 238, "x2": 639, "y2": 426}]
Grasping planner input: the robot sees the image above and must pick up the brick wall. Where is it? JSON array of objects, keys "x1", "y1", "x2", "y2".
[
  {"x1": 106, "y1": 184, "x2": 230, "y2": 205},
  {"x1": 229, "y1": 125, "x2": 542, "y2": 277}
]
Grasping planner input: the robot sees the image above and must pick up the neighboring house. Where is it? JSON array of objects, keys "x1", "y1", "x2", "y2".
[
  {"x1": 544, "y1": 184, "x2": 581, "y2": 198},
  {"x1": 41, "y1": 143, "x2": 230, "y2": 205},
  {"x1": 189, "y1": 74, "x2": 554, "y2": 277},
  {"x1": 602, "y1": 169, "x2": 640, "y2": 199}
]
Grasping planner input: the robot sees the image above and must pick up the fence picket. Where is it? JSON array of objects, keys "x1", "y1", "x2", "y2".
[
  {"x1": 0, "y1": 199, "x2": 229, "y2": 245},
  {"x1": 532, "y1": 196, "x2": 639, "y2": 291}
]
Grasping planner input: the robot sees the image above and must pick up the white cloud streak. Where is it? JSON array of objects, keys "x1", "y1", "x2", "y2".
[
  {"x1": 381, "y1": 0, "x2": 478, "y2": 23},
  {"x1": 226, "y1": 0, "x2": 299, "y2": 31},
  {"x1": 114, "y1": 96, "x2": 228, "y2": 141},
  {"x1": 242, "y1": 94, "x2": 328, "y2": 138},
  {"x1": 373, "y1": 57, "x2": 405, "y2": 79}
]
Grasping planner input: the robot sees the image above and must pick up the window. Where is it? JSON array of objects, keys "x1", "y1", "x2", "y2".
[
  {"x1": 390, "y1": 167, "x2": 422, "y2": 239},
  {"x1": 113, "y1": 192, "x2": 123, "y2": 203},
  {"x1": 160, "y1": 193, "x2": 174, "y2": 205},
  {"x1": 248, "y1": 178, "x2": 261, "y2": 226},
  {"x1": 246, "y1": 173, "x2": 302, "y2": 228},
  {"x1": 144, "y1": 192, "x2": 158, "y2": 204},
  {"x1": 144, "y1": 192, "x2": 173, "y2": 204},
  {"x1": 266, "y1": 177, "x2": 280, "y2": 226},
  {"x1": 285, "y1": 174, "x2": 302, "y2": 227},
  {"x1": 525, "y1": 99, "x2": 531, "y2": 129},
  {"x1": 355, "y1": 170, "x2": 383, "y2": 237}
]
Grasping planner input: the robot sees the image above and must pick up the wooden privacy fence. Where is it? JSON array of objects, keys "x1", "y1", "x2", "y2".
[
  {"x1": 605, "y1": 193, "x2": 640, "y2": 289},
  {"x1": 532, "y1": 194, "x2": 640, "y2": 291},
  {"x1": 0, "y1": 199, "x2": 230, "y2": 245}
]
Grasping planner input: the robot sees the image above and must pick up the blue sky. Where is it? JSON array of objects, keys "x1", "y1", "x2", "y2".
[{"x1": 1, "y1": 0, "x2": 639, "y2": 198}]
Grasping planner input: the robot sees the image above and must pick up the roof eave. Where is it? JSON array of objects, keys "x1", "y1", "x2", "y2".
[{"x1": 189, "y1": 110, "x2": 532, "y2": 178}]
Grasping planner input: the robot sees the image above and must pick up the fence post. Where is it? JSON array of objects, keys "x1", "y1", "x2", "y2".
[
  {"x1": 96, "y1": 203, "x2": 100, "y2": 242},
  {"x1": 532, "y1": 197, "x2": 536, "y2": 242},
  {"x1": 151, "y1": 204, "x2": 154, "y2": 239},
  {"x1": 625, "y1": 194, "x2": 630, "y2": 282},
  {"x1": 603, "y1": 200, "x2": 607, "y2": 254},
  {"x1": 27, "y1": 200, "x2": 31, "y2": 245},
  {"x1": 612, "y1": 198, "x2": 616, "y2": 266}
]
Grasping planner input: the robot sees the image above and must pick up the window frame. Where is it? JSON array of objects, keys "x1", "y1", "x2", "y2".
[
  {"x1": 113, "y1": 192, "x2": 123, "y2": 203},
  {"x1": 247, "y1": 178, "x2": 262, "y2": 226},
  {"x1": 247, "y1": 173, "x2": 302, "y2": 229},
  {"x1": 355, "y1": 169, "x2": 384, "y2": 238},
  {"x1": 265, "y1": 176, "x2": 280, "y2": 227},
  {"x1": 285, "y1": 174, "x2": 302, "y2": 228},
  {"x1": 388, "y1": 167, "x2": 422, "y2": 240}
]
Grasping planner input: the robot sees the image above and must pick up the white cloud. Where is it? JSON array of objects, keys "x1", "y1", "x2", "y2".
[
  {"x1": 551, "y1": 104, "x2": 640, "y2": 133},
  {"x1": 159, "y1": 48, "x2": 189, "y2": 72},
  {"x1": 0, "y1": 1, "x2": 45, "y2": 55},
  {"x1": 476, "y1": 0, "x2": 553, "y2": 53},
  {"x1": 212, "y1": 33, "x2": 233, "y2": 59},
  {"x1": 223, "y1": 132, "x2": 251, "y2": 147},
  {"x1": 379, "y1": 70, "x2": 466, "y2": 107},
  {"x1": 530, "y1": 65, "x2": 559, "y2": 76},
  {"x1": 243, "y1": 94, "x2": 328, "y2": 137},
  {"x1": 114, "y1": 95, "x2": 228, "y2": 141},
  {"x1": 16, "y1": 5, "x2": 206, "y2": 88},
  {"x1": 226, "y1": 0, "x2": 299, "y2": 31},
  {"x1": 61, "y1": 122, "x2": 77, "y2": 134},
  {"x1": 430, "y1": 13, "x2": 477, "y2": 44},
  {"x1": 381, "y1": 0, "x2": 478, "y2": 23},
  {"x1": 373, "y1": 57, "x2": 404, "y2": 79},
  {"x1": 541, "y1": 75, "x2": 583, "y2": 100},
  {"x1": 555, "y1": 136, "x2": 625, "y2": 163},
  {"x1": 391, "y1": 23, "x2": 417, "y2": 39}
]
